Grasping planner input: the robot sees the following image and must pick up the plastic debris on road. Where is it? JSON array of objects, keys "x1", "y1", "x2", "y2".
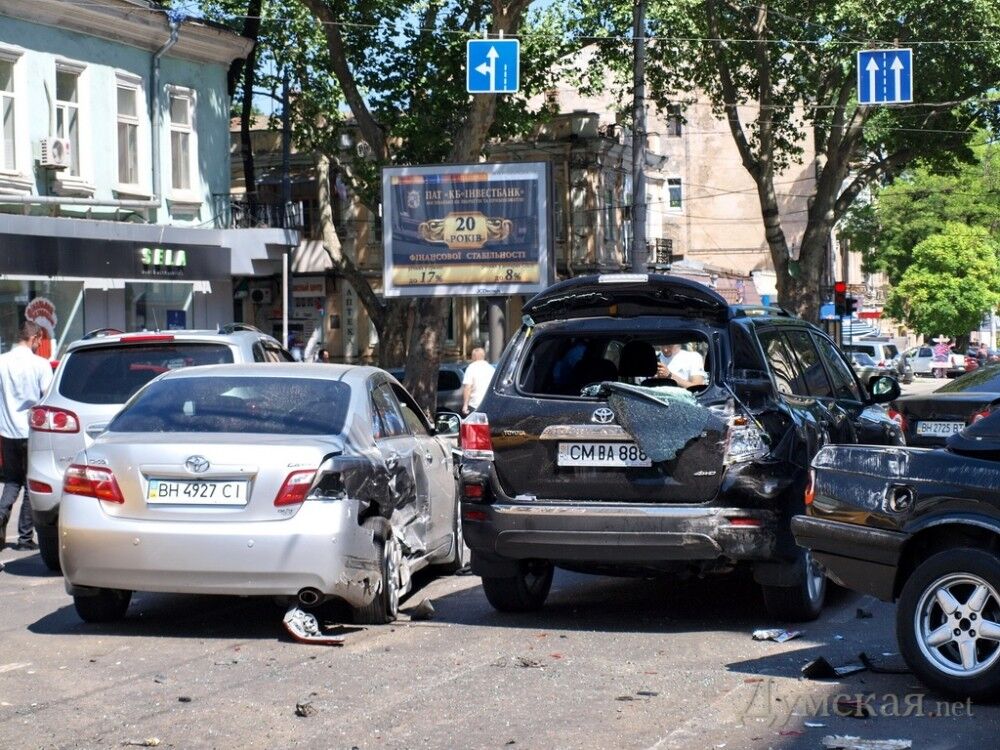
[
  {"x1": 409, "y1": 598, "x2": 435, "y2": 621},
  {"x1": 283, "y1": 606, "x2": 346, "y2": 646},
  {"x1": 858, "y1": 651, "x2": 911, "y2": 674},
  {"x1": 821, "y1": 737, "x2": 912, "y2": 750},
  {"x1": 801, "y1": 656, "x2": 866, "y2": 679},
  {"x1": 752, "y1": 628, "x2": 802, "y2": 643}
]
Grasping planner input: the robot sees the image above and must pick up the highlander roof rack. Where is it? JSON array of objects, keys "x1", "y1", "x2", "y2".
[
  {"x1": 732, "y1": 305, "x2": 794, "y2": 318},
  {"x1": 218, "y1": 323, "x2": 263, "y2": 335},
  {"x1": 81, "y1": 327, "x2": 125, "y2": 340}
]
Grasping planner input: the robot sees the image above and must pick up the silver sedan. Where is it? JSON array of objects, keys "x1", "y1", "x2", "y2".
[{"x1": 59, "y1": 364, "x2": 464, "y2": 624}]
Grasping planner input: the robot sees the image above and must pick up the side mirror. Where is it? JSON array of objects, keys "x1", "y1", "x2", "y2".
[
  {"x1": 868, "y1": 375, "x2": 900, "y2": 404},
  {"x1": 730, "y1": 369, "x2": 774, "y2": 398},
  {"x1": 435, "y1": 411, "x2": 461, "y2": 437}
]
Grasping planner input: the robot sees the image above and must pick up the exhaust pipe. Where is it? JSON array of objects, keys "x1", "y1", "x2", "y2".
[{"x1": 296, "y1": 587, "x2": 324, "y2": 607}]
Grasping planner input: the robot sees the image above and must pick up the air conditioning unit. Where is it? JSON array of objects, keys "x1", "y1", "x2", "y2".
[
  {"x1": 39, "y1": 137, "x2": 72, "y2": 170},
  {"x1": 250, "y1": 288, "x2": 272, "y2": 305}
]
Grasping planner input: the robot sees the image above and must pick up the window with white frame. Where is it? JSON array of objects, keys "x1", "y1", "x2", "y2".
[
  {"x1": 116, "y1": 83, "x2": 140, "y2": 186},
  {"x1": 168, "y1": 89, "x2": 194, "y2": 192},
  {"x1": 55, "y1": 69, "x2": 81, "y2": 176},
  {"x1": 0, "y1": 59, "x2": 15, "y2": 171},
  {"x1": 667, "y1": 177, "x2": 683, "y2": 210}
]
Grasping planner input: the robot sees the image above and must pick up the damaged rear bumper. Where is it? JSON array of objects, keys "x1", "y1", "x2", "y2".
[
  {"x1": 464, "y1": 501, "x2": 777, "y2": 573},
  {"x1": 792, "y1": 515, "x2": 907, "y2": 601}
]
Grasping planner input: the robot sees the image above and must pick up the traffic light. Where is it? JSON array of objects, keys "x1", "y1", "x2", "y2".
[
  {"x1": 834, "y1": 281, "x2": 847, "y2": 317},
  {"x1": 845, "y1": 295, "x2": 858, "y2": 316}
]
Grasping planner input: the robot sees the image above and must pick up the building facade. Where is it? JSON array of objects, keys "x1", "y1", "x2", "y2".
[{"x1": 0, "y1": 0, "x2": 295, "y2": 356}]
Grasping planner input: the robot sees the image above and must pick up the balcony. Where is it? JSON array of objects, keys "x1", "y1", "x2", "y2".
[{"x1": 212, "y1": 194, "x2": 305, "y2": 232}]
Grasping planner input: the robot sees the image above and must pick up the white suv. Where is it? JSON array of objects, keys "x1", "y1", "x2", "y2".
[{"x1": 27, "y1": 325, "x2": 293, "y2": 570}]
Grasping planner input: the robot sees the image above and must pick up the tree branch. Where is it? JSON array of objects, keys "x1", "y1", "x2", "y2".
[
  {"x1": 299, "y1": 0, "x2": 388, "y2": 161},
  {"x1": 834, "y1": 149, "x2": 915, "y2": 220},
  {"x1": 705, "y1": 0, "x2": 759, "y2": 178},
  {"x1": 752, "y1": 3, "x2": 773, "y2": 161}
]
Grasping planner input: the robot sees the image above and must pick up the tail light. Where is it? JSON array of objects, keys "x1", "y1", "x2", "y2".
[
  {"x1": 274, "y1": 470, "x2": 317, "y2": 506},
  {"x1": 972, "y1": 407, "x2": 994, "y2": 424},
  {"x1": 723, "y1": 412, "x2": 768, "y2": 464},
  {"x1": 887, "y1": 407, "x2": 907, "y2": 433},
  {"x1": 120, "y1": 334, "x2": 175, "y2": 343},
  {"x1": 804, "y1": 470, "x2": 816, "y2": 506},
  {"x1": 63, "y1": 464, "x2": 124, "y2": 503},
  {"x1": 460, "y1": 412, "x2": 494, "y2": 460},
  {"x1": 30, "y1": 406, "x2": 80, "y2": 433},
  {"x1": 28, "y1": 479, "x2": 53, "y2": 494},
  {"x1": 462, "y1": 481, "x2": 485, "y2": 500}
]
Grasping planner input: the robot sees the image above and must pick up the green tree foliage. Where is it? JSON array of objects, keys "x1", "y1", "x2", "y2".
[
  {"x1": 885, "y1": 223, "x2": 1000, "y2": 337},
  {"x1": 842, "y1": 134, "x2": 1000, "y2": 285},
  {"x1": 578, "y1": 0, "x2": 1000, "y2": 320}
]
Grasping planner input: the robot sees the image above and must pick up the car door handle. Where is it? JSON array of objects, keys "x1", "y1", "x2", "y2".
[{"x1": 424, "y1": 452, "x2": 434, "y2": 463}]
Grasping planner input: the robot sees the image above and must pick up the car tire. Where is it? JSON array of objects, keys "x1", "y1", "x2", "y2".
[
  {"x1": 353, "y1": 535, "x2": 400, "y2": 625},
  {"x1": 38, "y1": 530, "x2": 61, "y2": 573},
  {"x1": 761, "y1": 549, "x2": 827, "y2": 622},
  {"x1": 897, "y1": 548, "x2": 1000, "y2": 699},
  {"x1": 481, "y1": 560, "x2": 554, "y2": 613},
  {"x1": 437, "y1": 498, "x2": 470, "y2": 574},
  {"x1": 73, "y1": 589, "x2": 132, "y2": 623}
]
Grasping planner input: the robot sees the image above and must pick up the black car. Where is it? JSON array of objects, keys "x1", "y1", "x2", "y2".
[
  {"x1": 792, "y1": 410, "x2": 1000, "y2": 698},
  {"x1": 460, "y1": 274, "x2": 902, "y2": 621},
  {"x1": 389, "y1": 363, "x2": 466, "y2": 414},
  {"x1": 889, "y1": 364, "x2": 1000, "y2": 447}
]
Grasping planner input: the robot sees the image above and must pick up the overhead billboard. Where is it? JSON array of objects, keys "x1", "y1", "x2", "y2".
[{"x1": 381, "y1": 162, "x2": 552, "y2": 297}]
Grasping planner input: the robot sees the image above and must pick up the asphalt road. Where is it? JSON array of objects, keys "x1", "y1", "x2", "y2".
[{"x1": 1, "y1": 374, "x2": 990, "y2": 750}]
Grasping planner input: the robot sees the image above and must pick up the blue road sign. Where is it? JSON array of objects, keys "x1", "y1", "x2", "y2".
[
  {"x1": 857, "y1": 49, "x2": 913, "y2": 105},
  {"x1": 466, "y1": 39, "x2": 520, "y2": 94}
]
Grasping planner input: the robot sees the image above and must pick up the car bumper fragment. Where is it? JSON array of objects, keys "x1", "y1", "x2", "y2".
[{"x1": 60, "y1": 497, "x2": 381, "y2": 607}]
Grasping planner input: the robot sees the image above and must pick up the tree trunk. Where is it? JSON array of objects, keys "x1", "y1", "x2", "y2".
[
  {"x1": 378, "y1": 299, "x2": 410, "y2": 368},
  {"x1": 240, "y1": 40, "x2": 259, "y2": 214},
  {"x1": 404, "y1": 297, "x2": 448, "y2": 416}
]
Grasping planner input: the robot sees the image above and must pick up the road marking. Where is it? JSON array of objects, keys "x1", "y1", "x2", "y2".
[{"x1": 0, "y1": 662, "x2": 31, "y2": 674}]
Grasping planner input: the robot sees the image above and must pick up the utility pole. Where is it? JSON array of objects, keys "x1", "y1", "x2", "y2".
[{"x1": 630, "y1": 0, "x2": 647, "y2": 273}]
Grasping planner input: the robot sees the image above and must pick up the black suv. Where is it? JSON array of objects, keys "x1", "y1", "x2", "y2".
[{"x1": 460, "y1": 274, "x2": 902, "y2": 621}]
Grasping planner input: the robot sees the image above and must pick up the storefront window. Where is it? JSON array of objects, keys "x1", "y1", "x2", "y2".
[
  {"x1": 0, "y1": 280, "x2": 85, "y2": 358},
  {"x1": 125, "y1": 282, "x2": 193, "y2": 331}
]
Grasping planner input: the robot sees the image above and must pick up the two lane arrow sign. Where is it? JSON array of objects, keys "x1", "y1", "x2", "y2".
[{"x1": 857, "y1": 48, "x2": 913, "y2": 105}]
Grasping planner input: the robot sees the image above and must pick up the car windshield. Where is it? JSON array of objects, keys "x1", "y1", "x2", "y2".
[
  {"x1": 59, "y1": 343, "x2": 234, "y2": 405},
  {"x1": 937, "y1": 364, "x2": 1000, "y2": 394},
  {"x1": 851, "y1": 352, "x2": 877, "y2": 366},
  {"x1": 109, "y1": 376, "x2": 351, "y2": 434}
]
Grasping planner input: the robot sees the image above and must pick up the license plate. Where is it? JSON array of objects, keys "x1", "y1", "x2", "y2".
[
  {"x1": 146, "y1": 479, "x2": 249, "y2": 505},
  {"x1": 915, "y1": 421, "x2": 965, "y2": 437},
  {"x1": 557, "y1": 442, "x2": 651, "y2": 467}
]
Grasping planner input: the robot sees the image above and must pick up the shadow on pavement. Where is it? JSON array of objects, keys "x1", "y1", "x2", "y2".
[{"x1": 1, "y1": 551, "x2": 60, "y2": 578}]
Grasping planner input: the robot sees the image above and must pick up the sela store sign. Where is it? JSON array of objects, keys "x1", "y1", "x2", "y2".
[{"x1": 139, "y1": 247, "x2": 187, "y2": 275}]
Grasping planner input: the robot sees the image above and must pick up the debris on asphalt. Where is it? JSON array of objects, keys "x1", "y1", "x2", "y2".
[
  {"x1": 295, "y1": 701, "x2": 316, "y2": 718},
  {"x1": 635, "y1": 690, "x2": 659, "y2": 697},
  {"x1": 856, "y1": 608, "x2": 874, "y2": 619},
  {"x1": 283, "y1": 606, "x2": 345, "y2": 646},
  {"x1": 615, "y1": 695, "x2": 635, "y2": 701},
  {"x1": 177, "y1": 696, "x2": 192, "y2": 703},
  {"x1": 122, "y1": 739, "x2": 160, "y2": 747},
  {"x1": 858, "y1": 651, "x2": 911, "y2": 674},
  {"x1": 801, "y1": 657, "x2": 866, "y2": 679},
  {"x1": 821, "y1": 737, "x2": 912, "y2": 750},
  {"x1": 514, "y1": 656, "x2": 544, "y2": 669},
  {"x1": 835, "y1": 698, "x2": 875, "y2": 719},
  {"x1": 152, "y1": 674, "x2": 166, "y2": 684},
  {"x1": 752, "y1": 628, "x2": 802, "y2": 643},
  {"x1": 409, "y1": 598, "x2": 435, "y2": 621},
  {"x1": 804, "y1": 722, "x2": 826, "y2": 728}
]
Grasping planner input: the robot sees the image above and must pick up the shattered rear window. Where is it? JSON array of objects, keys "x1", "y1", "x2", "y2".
[{"x1": 517, "y1": 331, "x2": 713, "y2": 398}]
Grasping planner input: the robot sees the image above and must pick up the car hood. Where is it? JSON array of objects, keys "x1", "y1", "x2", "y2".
[{"x1": 522, "y1": 273, "x2": 730, "y2": 324}]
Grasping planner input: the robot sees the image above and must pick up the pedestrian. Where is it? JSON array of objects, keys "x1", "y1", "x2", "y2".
[
  {"x1": 656, "y1": 343, "x2": 706, "y2": 389},
  {"x1": 977, "y1": 342, "x2": 989, "y2": 366},
  {"x1": 316, "y1": 348, "x2": 331, "y2": 363},
  {"x1": 0, "y1": 321, "x2": 53, "y2": 553},
  {"x1": 461, "y1": 347, "x2": 495, "y2": 416}
]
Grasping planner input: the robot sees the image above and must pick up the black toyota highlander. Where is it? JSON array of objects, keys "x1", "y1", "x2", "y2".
[{"x1": 460, "y1": 274, "x2": 903, "y2": 621}]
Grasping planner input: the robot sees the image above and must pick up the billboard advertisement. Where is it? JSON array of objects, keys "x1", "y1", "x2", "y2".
[{"x1": 381, "y1": 162, "x2": 551, "y2": 297}]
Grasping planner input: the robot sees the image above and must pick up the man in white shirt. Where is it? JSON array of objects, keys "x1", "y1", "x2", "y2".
[
  {"x1": 0, "y1": 321, "x2": 54, "y2": 553},
  {"x1": 657, "y1": 343, "x2": 707, "y2": 389},
  {"x1": 462, "y1": 347, "x2": 495, "y2": 415}
]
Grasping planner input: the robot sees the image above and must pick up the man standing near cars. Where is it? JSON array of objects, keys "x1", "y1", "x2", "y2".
[
  {"x1": 462, "y1": 347, "x2": 495, "y2": 416},
  {"x1": 657, "y1": 343, "x2": 707, "y2": 389},
  {"x1": 0, "y1": 321, "x2": 53, "y2": 554}
]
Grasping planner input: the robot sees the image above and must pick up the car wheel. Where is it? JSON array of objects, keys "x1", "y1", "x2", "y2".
[
  {"x1": 38, "y1": 529, "x2": 61, "y2": 573},
  {"x1": 761, "y1": 549, "x2": 827, "y2": 622},
  {"x1": 438, "y1": 498, "x2": 470, "y2": 574},
  {"x1": 897, "y1": 548, "x2": 1000, "y2": 699},
  {"x1": 353, "y1": 534, "x2": 400, "y2": 625},
  {"x1": 481, "y1": 560, "x2": 554, "y2": 613},
  {"x1": 73, "y1": 588, "x2": 132, "y2": 623}
]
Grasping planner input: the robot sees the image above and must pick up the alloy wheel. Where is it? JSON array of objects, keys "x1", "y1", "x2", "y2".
[{"x1": 915, "y1": 573, "x2": 1000, "y2": 678}]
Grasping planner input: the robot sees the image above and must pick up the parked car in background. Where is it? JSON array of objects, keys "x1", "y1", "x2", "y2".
[
  {"x1": 793, "y1": 410, "x2": 1000, "y2": 698},
  {"x1": 461, "y1": 274, "x2": 902, "y2": 622},
  {"x1": 59, "y1": 364, "x2": 464, "y2": 624},
  {"x1": 845, "y1": 341, "x2": 912, "y2": 384},
  {"x1": 27, "y1": 325, "x2": 293, "y2": 571},
  {"x1": 906, "y1": 345, "x2": 966, "y2": 378},
  {"x1": 389, "y1": 363, "x2": 466, "y2": 414},
  {"x1": 849, "y1": 351, "x2": 896, "y2": 385},
  {"x1": 888, "y1": 364, "x2": 1000, "y2": 447}
]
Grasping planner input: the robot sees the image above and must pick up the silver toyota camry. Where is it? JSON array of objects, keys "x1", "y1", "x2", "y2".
[{"x1": 59, "y1": 364, "x2": 464, "y2": 624}]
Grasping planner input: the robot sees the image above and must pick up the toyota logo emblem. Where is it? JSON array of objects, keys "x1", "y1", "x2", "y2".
[
  {"x1": 185, "y1": 455, "x2": 210, "y2": 473},
  {"x1": 591, "y1": 407, "x2": 615, "y2": 424}
]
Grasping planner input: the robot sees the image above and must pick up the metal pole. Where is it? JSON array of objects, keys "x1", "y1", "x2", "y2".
[
  {"x1": 630, "y1": 0, "x2": 647, "y2": 273},
  {"x1": 487, "y1": 297, "x2": 505, "y2": 363},
  {"x1": 282, "y1": 249, "x2": 289, "y2": 351},
  {"x1": 280, "y1": 68, "x2": 292, "y2": 224}
]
